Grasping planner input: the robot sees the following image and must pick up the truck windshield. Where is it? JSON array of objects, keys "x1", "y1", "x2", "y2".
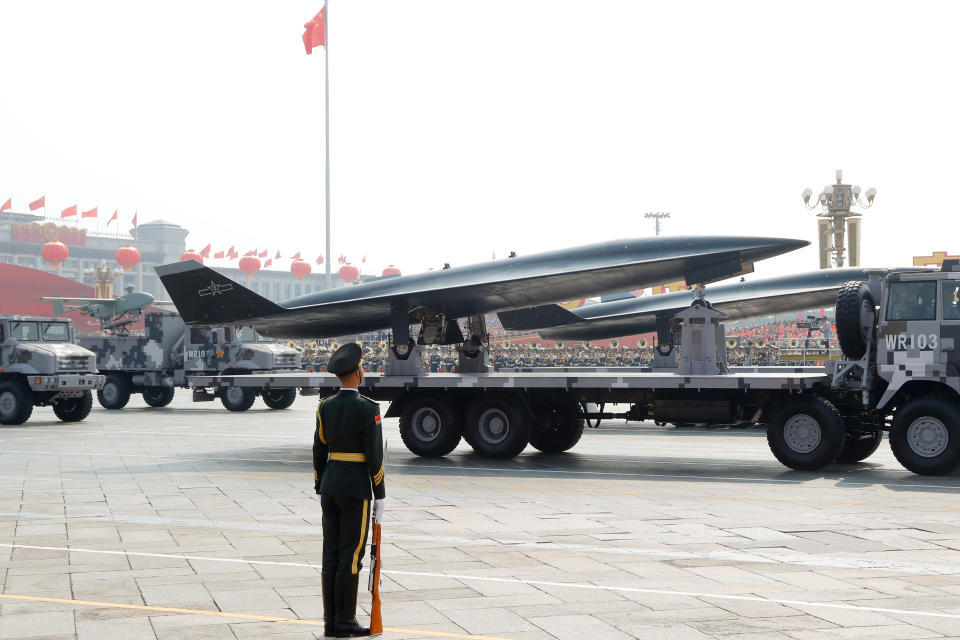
[
  {"x1": 41, "y1": 322, "x2": 71, "y2": 341},
  {"x1": 238, "y1": 327, "x2": 276, "y2": 343},
  {"x1": 11, "y1": 321, "x2": 40, "y2": 341},
  {"x1": 887, "y1": 281, "x2": 937, "y2": 321}
]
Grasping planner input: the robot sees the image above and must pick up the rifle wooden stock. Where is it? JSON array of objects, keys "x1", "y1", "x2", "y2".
[{"x1": 368, "y1": 521, "x2": 382, "y2": 635}]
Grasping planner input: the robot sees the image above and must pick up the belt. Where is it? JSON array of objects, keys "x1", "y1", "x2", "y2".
[{"x1": 329, "y1": 452, "x2": 367, "y2": 462}]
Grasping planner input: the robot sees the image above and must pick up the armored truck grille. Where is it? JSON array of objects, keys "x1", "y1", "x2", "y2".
[
  {"x1": 59, "y1": 356, "x2": 91, "y2": 371},
  {"x1": 274, "y1": 354, "x2": 300, "y2": 369}
]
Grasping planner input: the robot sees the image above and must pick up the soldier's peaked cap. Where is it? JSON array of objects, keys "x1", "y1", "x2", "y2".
[{"x1": 327, "y1": 342, "x2": 362, "y2": 375}]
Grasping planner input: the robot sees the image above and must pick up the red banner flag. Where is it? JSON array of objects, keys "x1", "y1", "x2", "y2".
[
  {"x1": 258, "y1": 250, "x2": 268, "y2": 258},
  {"x1": 302, "y1": 8, "x2": 325, "y2": 55},
  {"x1": 214, "y1": 250, "x2": 225, "y2": 259},
  {"x1": 338, "y1": 254, "x2": 346, "y2": 264},
  {"x1": 132, "y1": 212, "x2": 138, "y2": 228},
  {"x1": 316, "y1": 255, "x2": 324, "y2": 265},
  {"x1": 362, "y1": 255, "x2": 367, "y2": 264},
  {"x1": 108, "y1": 209, "x2": 118, "y2": 224},
  {"x1": 61, "y1": 205, "x2": 78, "y2": 218},
  {"x1": 292, "y1": 251, "x2": 302, "y2": 260},
  {"x1": 275, "y1": 251, "x2": 281, "y2": 259},
  {"x1": 200, "y1": 244, "x2": 211, "y2": 258},
  {"x1": 228, "y1": 246, "x2": 236, "y2": 259},
  {"x1": 264, "y1": 258, "x2": 273, "y2": 268},
  {"x1": 0, "y1": 198, "x2": 10, "y2": 212},
  {"x1": 81, "y1": 207, "x2": 98, "y2": 218},
  {"x1": 29, "y1": 196, "x2": 45, "y2": 210}
]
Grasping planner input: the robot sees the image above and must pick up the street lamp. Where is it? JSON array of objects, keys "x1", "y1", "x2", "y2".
[
  {"x1": 802, "y1": 170, "x2": 875, "y2": 268},
  {"x1": 644, "y1": 211, "x2": 670, "y2": 236}
]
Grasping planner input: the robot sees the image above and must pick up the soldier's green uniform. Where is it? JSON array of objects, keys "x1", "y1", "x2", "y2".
[{"x1": 314, "y1": 343, "x2": 385, "y2": 638}]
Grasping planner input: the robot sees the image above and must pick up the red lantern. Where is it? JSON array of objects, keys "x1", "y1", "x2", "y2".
[
  {"x1": 41, "y1": 241, "x2": 69, "y2": 269},
  {"x1": 115, "y1": 245, "x2": 141, "y2": 272},
  {"x1": 239, "y1": 254, "x2": 261, "y2": 279},
  {"x1": 382, "y1": 265, "x2": 401, "y2": 277},
  {"x1": 291, "y1": 259, "x2": 312, "y2": 282},
  {"x1": 339, "y1": 263, "x2": 359, "y2": 282},
  {"x1": 180, "y1": 249, "x2": 204, "y2": 264}
]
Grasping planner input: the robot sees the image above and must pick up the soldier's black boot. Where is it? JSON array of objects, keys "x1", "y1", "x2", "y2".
[
  {"x1": 334, "y1": 572, "x2": 369, "y2": 637},
  {"x1": 322, "y1": 572, "x2": 336, "y2": 637}
]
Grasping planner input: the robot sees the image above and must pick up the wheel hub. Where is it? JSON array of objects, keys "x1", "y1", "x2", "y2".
[
  {"x1": 0, "y1": 391, "x2": 15, "y2": 418},
  {"x1": 412, "y1": 407, "x2": 441, "y2": 442},
  {"x1": 783, "y1": 413, "x2": 822, "y2": 454},
  {"x1": 906, "y1": 417, "x2": 949, "y2": 458},
  {"x1": 102, "y1": 383, "x2": 118, "y2": 403},
  {"x1": 478, "y1": 408, "x2": 509, "y2": 445},
  {"x1": 225, "y1": 387, "x2": 244, "y2": 403}
]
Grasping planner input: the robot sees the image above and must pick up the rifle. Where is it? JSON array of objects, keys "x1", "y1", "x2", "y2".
[{"x1": 368, "y1": 438, "x2": 385, "y2": 636}]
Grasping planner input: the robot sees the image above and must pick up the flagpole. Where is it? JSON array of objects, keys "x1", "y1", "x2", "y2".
[{"x1": 323, "y1": 0, "x2": 332, "y2": 290}]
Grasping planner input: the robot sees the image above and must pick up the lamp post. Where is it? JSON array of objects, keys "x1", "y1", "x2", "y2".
[
  {"x1": 644, "y1": 211, "x2": 670, "y2": 236},
  {"x1": 802, "y1": 170, "x2": 875, "y2": 268}
]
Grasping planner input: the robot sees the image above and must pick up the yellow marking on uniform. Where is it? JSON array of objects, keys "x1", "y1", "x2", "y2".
[
  {"x1": 330, "y1": 452, "x2": 367, "y2": 462},
  {"x1": 317, "y1": 398, "x2": 327, "y2": 445},
  {"x1": 352, "y1": 499, "x2": 369, "y2": 575},
  {"x1": 373, "y1": 461, "x2": 384, "y2": 484},
  {"x1": 0, "y1": 593, "x2": 518, "y2": 640},
  {"x1": 710, "y1": 496, "x2": 868, "y2": 507}
]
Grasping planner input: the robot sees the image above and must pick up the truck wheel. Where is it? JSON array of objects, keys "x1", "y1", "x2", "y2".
[
  {"x1": 530, "y1": 399, "x2": 584, "y2": 453},
  {"x1": 836, "y1": 281, "x2": 875, "y2": 360},
  {"x1": 836, "y1": 430, "x2": 883, "y2": 463},
  {"x1": 890, "y1": 396, "x2": 960, "y2": 475},
  {"x1": 399, "y1": 396, "x2": 463, "y2": 457},
  {"x1": 263, "y1": 388, "x2": 297, "y2": 410},
  {"x1": 221, "y1": 387, "x2": 256, "y2": 412},
  {"x1": 465, "y1": 396, "x2": 531, "y2": 459},
  {"x1": 766, "y1": 396, "x2": 845, "y2": 471},
  {"x1": 0, "y1": 381, "x2": 33, "y2": 425},
  {"x1": 52, "y1": 391, "x2": 93, "y2": 422},
  {"x1": 97, "y1": 374, "x2": 131, "y2": 410},
  {"x1": 142, "y1": 387, "x2": 175, "y2": 408}
]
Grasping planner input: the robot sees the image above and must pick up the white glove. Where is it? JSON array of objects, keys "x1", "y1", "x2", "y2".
[{"x1": 373, "y1": 498, "x2": 385, "y2": 523}]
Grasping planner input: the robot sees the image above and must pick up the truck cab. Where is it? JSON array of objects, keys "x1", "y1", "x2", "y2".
[{"x1": 0, "y1": 315, "x2": 104, "y2": 425}]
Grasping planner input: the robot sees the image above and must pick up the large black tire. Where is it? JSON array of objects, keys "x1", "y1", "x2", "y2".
[
  {"x1": 220, "y1": 386, "x2": 256, "y2": 412},
  {"x1": 399, "y1": 396, "x2": 463, "y2": 457},
  {"x1": 836, "y1": 281, "x2": 875, "y2": 360},
  {"x1": 465, "y1": 396, "x2": 532, "y2": 459},
  {"x1": 836, "y1": 430, "x2": 883, "y2": 463},
  {"x1": 530, "y1": 399, "x2": 584, "y2": 453},
  {"x1": 97, "y1": 373, "x2": 131, "y2": 410},
  {"x1": 0, "y1": 380, "x2": 34, "y2": 425},
  {"x1": 263, "y1": 388, "x2": 297, "y2": 410},
  {"x1": 890, "y1": 395, "x2": 960, "y2": 475},
  {"x1": 52, "y1": 391, "x2": 93, "y2": 422},
  {"x1": 142, "y1": 387, "x2": 175, "y2": 408},
  {"x1": 766, "y1": 396, "x2": 846, "y2": 471}
]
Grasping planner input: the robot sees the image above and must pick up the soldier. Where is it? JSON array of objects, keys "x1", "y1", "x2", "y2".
[{"x1": 314, "y1": 343, "x2": 386, "y2": 638}]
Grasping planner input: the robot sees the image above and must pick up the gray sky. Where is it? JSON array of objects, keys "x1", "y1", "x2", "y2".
[{"x1": 1, "y1": 1, "x2": 957, "y2": 279}]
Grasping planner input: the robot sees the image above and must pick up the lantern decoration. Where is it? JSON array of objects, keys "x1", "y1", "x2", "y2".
[
  {"x1": 339, "y1": 263, "x2": 359, "y2": 282},
  {"x1": 382, "y1": 265, "x2": 401, "y2": 277},
  {"x1": 291, "y1": 259, "x2": 312, "y2": 282},
  {"x1": 41, "y1": 241, "x2": 69, "y2": 269},
  {"x1": 180, "y1": 249, "x2": 204, "y2": 264},
  {"x1": 238, "y1": 253, "x2": 261, "y2": 279},
  {"x1": 115, "y1": 245, "x2": 141, "y2": 272}
]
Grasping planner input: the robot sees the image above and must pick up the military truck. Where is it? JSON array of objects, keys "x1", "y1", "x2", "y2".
[
  {"x1": 0, "y1": 316, "x2": 104, "y2": 425},
  {"x1": 78, "y1": 311, "x2": 301, "y2": 412}
]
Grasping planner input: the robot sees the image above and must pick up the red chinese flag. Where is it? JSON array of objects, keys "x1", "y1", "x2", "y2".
[
  {"x1": 258, "y1": 250, "x2": 268, "y2": 258},
  {"x1": 132, "y1": 212, "x2": 138, "y2": 228},
  {"x1": 292, "y1": 251, "x2": 302, "y2": 260},
  {"x1": 302, "y1": 8, "x2": 325, "y2": 55},
  {"x1": 108, "y1": 209, "x2": 118, "y2": 223},
  {"x1": 275, "y1": 251, "x2": 281, "y2": 259},
  {"x1": 316, "y1": 255, "x2": 324, "y2": 265},
  {"x1": 29, "y1": 196, "x2": 45, "y2": 210},
  {"x1": 362, "y1": 255, "x2": 367, "y2": 264},
  {"x1": 200, "y1": 243, "x2": 211, "y2": 258},
  {"x1": 264, "y1": 258, "x2": 273, "y2": 268},
  {"x1": 0, "y1": 198, "x2": 10, "y2": 212},
  {"x1": 228, "y1": 246, "x2": 236, "y2": 259},
  {"x1": 61, "y1": 205, "x2": 78, "y2": 218},
  {"x1": 81, "y1": 207, "x2": 98, "y2": 218},
  {"x1": 214, "y1": 250, "x2": 225, "y2": 259}
]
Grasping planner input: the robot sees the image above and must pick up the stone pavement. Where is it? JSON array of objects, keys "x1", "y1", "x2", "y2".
[{"x1": 1, "y1": 393, "x2": 960, "y2": 639}]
